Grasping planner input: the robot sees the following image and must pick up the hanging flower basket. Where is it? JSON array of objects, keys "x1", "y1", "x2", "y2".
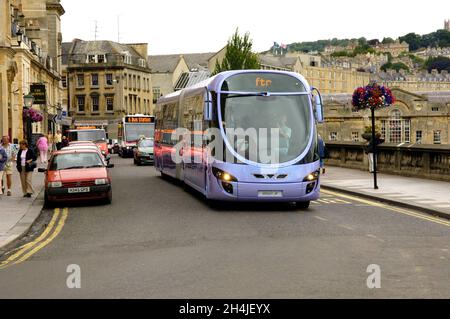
[
  {"x1": 23, "y1": 108, "x2": 44, "y2": 123},
  {"x1": 352, "y1": 82, "x2": 396, "y2": 111}
]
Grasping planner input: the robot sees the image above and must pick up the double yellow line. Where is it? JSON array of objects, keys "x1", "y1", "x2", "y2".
[
  {"x1": 0, "y1": 208, "x2": 69, "y2": 270},
  {"x1": 322, "y1": 189, "x2": 450, "y2": 228}
]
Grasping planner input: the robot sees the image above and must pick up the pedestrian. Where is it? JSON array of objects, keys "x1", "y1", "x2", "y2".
[
  {"x1": 16, "y1": 139, "x2": 37, "y2": 198},
  {"x1": 47, "y1": 133, "x2": 54, "y2": 152},
  {"x1": 61, "y1": 135, "x2": 69, "y2": 148},
  {"x1": 36, "y1": 134, "x2": 49, "y2": 164},
  {"x1": 318, "y1": 134, "x2": 327, "y2": 174},
  {"x1": 0, "y1": 143, "x2": 7, "y2": 195},
  {"x1": 366, "y1": 132, "x2": 385, "y2": 173},
  {"x1": 55, "y1": 130, "x2": 62, "y2": 150},
  {"x1": 1, "y1": 136, "x2": 17, "y2": 196}
]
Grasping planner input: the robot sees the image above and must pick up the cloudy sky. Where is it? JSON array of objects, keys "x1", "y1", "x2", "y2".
[{"x1": 60, "y1": 0, "x2": 450, "y2": 55}]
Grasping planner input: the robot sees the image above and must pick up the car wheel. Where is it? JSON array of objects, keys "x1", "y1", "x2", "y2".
[
  {"x1": 295, "y1": 201, "x2": 310, "y2": 209},
  {"x1": 105, "y1": 190, "x2": 112, "y2": 205}
]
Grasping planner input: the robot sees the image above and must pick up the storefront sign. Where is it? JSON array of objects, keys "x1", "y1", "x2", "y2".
[{"x1": 30, "y1": 84, "x2": 46, "y2": 105}]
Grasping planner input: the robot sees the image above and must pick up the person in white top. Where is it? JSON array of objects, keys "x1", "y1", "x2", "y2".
[{"x1": 1, "y1": 135, "x2": 17, "y2": 196}]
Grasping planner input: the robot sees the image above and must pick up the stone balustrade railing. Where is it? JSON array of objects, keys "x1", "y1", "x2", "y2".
[{"x1": 325, "y1": 141, "x2": 450, "y2": 182}]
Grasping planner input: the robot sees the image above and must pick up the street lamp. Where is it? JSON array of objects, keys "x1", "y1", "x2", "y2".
[
  {"x1": 23, "y1": 94, "x2": 34, "y2": 108},
  {"x1": 16, "y1": 28, "x2": 23, "y2": 47},
  {"x1": 23, "y1": 94, "x2": 35, "y2": 143}
]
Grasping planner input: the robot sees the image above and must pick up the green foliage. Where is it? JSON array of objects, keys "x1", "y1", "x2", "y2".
[
  {"x1": 283, "y1": 29, "x2": 450, "y2": 55},
  {"x1": 213, "y1": 29, "x2": 260, "y2": 75},
  {"x1": 330, "y1": 44, "x2": 376, "y2": 58},
  {"x1": 400, "y1": 29, "x2": 450, "y2": 51},
  {"x1": 380, "y1": 62, "x2": 410, "y2": 72},
  {"x1": 425, "y1": 56, "x2": 450, "y2": 72},
  {"x1": 382, "y1": 37, "x2": 395, "y2": 44}
]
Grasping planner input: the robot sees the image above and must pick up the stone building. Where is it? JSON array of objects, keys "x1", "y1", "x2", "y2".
[
  {"x1": 445, "y1": 19, "x2": 450, "y2": 32},
  {"x1": 0, "y1": 0, "x2": 64, "y2": 142},
  {"x1": 63, "y1": 39, "x2": 152, "y2": 138},
  {"x1": 319, "y1": 88, "x2": 450, "y2": 145},
  {"x1": 373, "y1": 40, "x2": 409, "y2": 57},
  {"x1": 149, "y1": 52, "x2": 215, "y2": 100}
]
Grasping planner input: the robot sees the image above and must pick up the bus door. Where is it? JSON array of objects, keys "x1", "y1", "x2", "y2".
[{"x1": 183, "y1": 93, "x2": 207, "y2": 191}]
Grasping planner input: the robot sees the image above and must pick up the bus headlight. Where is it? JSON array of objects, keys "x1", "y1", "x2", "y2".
[
  {"x1": 303, "y1": 170, "x2": 320, "y2": 182},
  {"x1": 212, "y1": 167, "x2": 238, "y2": 182}
]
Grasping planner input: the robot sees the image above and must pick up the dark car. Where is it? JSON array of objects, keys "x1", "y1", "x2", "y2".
[{"x1": 133, "y1": 138, "x2": 154, "y2": 165}]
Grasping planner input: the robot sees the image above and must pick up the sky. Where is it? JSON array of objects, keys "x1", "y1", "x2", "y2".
[{"x1": 60, "y1": 0, "x2": 450, "y2": 55}]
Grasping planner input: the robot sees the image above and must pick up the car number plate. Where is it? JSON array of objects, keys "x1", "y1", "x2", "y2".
[
  {"x1": 68, "y1": 187, "x2": 90, "y2": 194},
  {"x1": 258, "y1": 190, "x2": 283, "y2": 197}
]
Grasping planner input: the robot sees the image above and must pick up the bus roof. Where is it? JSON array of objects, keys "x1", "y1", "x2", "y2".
[{"x1": 157, "y1": 70, "x2": 311, "y2": 104}]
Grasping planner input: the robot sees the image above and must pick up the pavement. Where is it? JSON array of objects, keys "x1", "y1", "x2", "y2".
[
  {"x1": 0, "y1": 161, "x2": 45, "y2": 250},
  {"x1": 0, "y1": 155, "x2": 449, "y2": 298},
  {"x1": 321, "y1": 166, "x2": 450, "y2": 220}
]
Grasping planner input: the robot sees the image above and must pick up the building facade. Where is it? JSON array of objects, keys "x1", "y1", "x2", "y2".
[
  {"x1": 319, "y1": 88, "x2": 450, "y2": 146},
  {"x1": 63, "y1": 40, "x2": 152, "y2": 138},
  {"x1": 1, "y1": 0, "x2": 64, "y2": 143}
]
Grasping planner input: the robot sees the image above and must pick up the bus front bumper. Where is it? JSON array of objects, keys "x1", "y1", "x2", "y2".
[{"x1": 207, "y1": 179, "x2": 320, "y2": 202}]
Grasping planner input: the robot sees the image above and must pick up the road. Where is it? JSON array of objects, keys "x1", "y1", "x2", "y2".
[{"x1": 0, "y1": 155, "x2": 449, "y2": 298}]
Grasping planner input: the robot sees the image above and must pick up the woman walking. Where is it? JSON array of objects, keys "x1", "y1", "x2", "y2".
[
  {"x1": 1, "y1": 136, "x2": 17, "y2": 196},
  {"x1": 0, "y1": 144, "x2": 7, "y2": 195},
  {"x1": 16, "y1": 140, "x2": 37, "y2": 198},
  {"x1": 36, "y1": 135, "x2": 49, "y2": 164}
]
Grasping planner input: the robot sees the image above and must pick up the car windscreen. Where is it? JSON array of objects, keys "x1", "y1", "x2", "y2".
[
  {"x1": 139, "y1": 139, "x2": 154, "y2": 148},
  {"x1": 50, "y1": 152, "x2": 104, "y2": 170}
]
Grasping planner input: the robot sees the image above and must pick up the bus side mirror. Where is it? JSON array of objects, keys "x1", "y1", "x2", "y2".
[{"x1": 313, "y1": 91, "x2": 324, "y2": 124}]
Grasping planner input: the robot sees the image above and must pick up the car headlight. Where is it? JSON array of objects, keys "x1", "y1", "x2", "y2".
[
  {"x1": 212, "y1": 167, "x2": 238, "y2": 182},
  {"x1": 303, "y1": 170, "x2": 320, "y2": 182},
  {"x1": 95, "y1": 179, "x2": 108, "y2": 185},
  {"x1": 49, "y1": 181, "x2": 62, "y2": 188}
]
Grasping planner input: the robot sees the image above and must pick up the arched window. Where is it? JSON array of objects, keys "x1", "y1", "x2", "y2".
[{"x1": 381, "y1": 109, "x2": 411, "y2": 143}]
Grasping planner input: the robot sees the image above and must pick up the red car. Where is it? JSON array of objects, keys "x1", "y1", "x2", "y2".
[
  {"x1": 39, "y1": 149, "x2": 114, "y2": 207},
  {"x1": 66, "y1": 129, "x2": 109, "y2": 157}
]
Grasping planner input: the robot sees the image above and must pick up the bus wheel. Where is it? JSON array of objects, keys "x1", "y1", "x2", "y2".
[{"x1": 296, "y1": 201, "x2": 310, "y2": 209}]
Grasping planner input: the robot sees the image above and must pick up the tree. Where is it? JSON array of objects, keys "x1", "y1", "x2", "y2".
[
  {"x1": 425, "y1": 56, "x2": 450, "y2": 72},
  {"x1": 382, "y1": 37, "x2": 395, "y2": 44},
  {"x1": 399, "y1": 33, "x2": 421, "y2": 51},
  {"x1": 380, "y1": 62, "x2": 409, "y2": 72},
  {"x1": 213, "y1": 29, "x2": 260, "y2": 75}
]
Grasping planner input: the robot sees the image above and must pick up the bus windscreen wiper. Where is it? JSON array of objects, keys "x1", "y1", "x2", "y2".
[{"x1": 223, "y1": 92, "x2": 272, "y2": 99}]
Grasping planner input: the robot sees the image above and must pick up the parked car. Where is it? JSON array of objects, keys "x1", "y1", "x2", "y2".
[
  {"x1": 62, "y1": 144, "x2": 111, "y2": 164},
  {"x1": 39, "y1": 149, "x2": 114, "y2": 207},
  {"x1": 66, "y1": 129, "x2": 109, "y2": 158},
  {"x1": 133, "y1": 138, "x2": 154, "y2": 165}
]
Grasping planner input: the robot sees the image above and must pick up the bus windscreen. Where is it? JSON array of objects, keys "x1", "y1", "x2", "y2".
[{"x1": 125, "y1": 124, "x2": 154, "y2": 142}]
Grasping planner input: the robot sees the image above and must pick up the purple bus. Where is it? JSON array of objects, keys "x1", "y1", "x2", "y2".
[{"x1": 154, "y1": 70, "x2": 324, "y2": 208}]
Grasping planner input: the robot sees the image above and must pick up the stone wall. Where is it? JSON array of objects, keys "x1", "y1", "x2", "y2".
[{"x1": 325, "y1": 141, "x2": 450, "y2": 182}]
